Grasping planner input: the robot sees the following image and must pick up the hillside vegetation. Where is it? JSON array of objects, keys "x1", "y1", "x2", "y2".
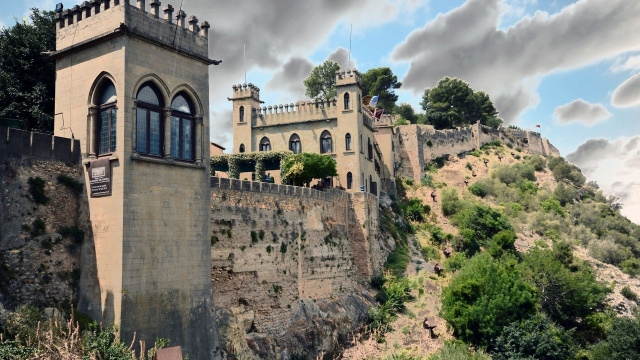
[{"x1": 346, "y1": 141, "x2": 640, "y2": 360}]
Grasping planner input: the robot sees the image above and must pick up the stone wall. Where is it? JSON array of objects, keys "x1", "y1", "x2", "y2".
[
  {"x1": 209, "y1": 177, "x2": 384, "y2": 356},
  {"x1": 0, "y1": 127, "x2": 85, "y2": 309},
  {"x1": 395, "y1": 123, "x2": 562, "y2": 181}
]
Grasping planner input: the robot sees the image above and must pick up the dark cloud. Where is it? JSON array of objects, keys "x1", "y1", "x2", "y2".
[
  {"x1": 391, "y1": 0, "x2": 640, "y2": 123},
  {"x1": 327, "y1": 47, "x2": 356, "y2": 70},
  {"x1": 611, "y1": 73, "x2": 640, "y2": 107},
  {"x1": 566, "y1": 138, "x2": 614, "y2": 170},
  {"x1": 264, "y1": 57, "x2": 314, "y2": 100},
  {"x1": 209, "y1": 109, "x2": 233, "y2": 152},
  {"x1": 553, "y1": 99, "x2": 611, "y2": 126}
]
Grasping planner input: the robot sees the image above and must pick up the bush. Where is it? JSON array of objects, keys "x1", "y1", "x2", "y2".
[
  {"x1": 57, "y1": 174, "x2": 83, "y2": 194},
  {"x1": 590, "y1": 316, "x2": 640, "y2": 360},
  {"x1": 441, "y1": 188, "x2": 465, "y2": 217},
  {"x1": 487, "y1": 230, "x2": 517, "y2": 258},
  {"x1": 589, "y1": 238, "x2": 630, "y2": 265},
  {"x1": 492, "y1": 315, "x2": 576, "y2": 360},
  {"x1": 428, "y1": 341, "x2": 491, "y2": 360},
  {"x1": 369, "y1": 276, "x2": 413, "y2": 332},
  {"x1": 620, "y1": 258, "x2": 640, "y2": 276},
  {"x1": 421, "y1": 245, "x2": 440, "y2": 261},
  {"x1": 31, "y1": 218, "x2": 46, "y2": 237},
  {"x1": 541, "y1": 198, "x2": 566, "y2": 218},
  {"x1": 28, "y1": 176, "x2": 49, "y2": 205},
  {"x1": 385, "y1": 243, "x2": 410, "y2": 276},
  {"x1": 526, "y1": 155, "x2": 547, "y2": 171},
  {"x1": 453, "y1": 205, "x2": 513, "y2": 246},
  {"x1": 440, "y1": 253, "x2": 538, "y2": 348},
  {"x1": 58, "y1": 226, "x2": 85, "y2": 244},
  {"x1": 465, "y1": 162, "x2": 473, "y2": 170},
  {"x1": 405, "y1": 197, "x2": 429, "y2": 222},
  {"x1": 620, "y1": 286, "x2": 638, "y2": 302},
  {"x1": 492, "y1": 163, "x2": 536, "y2": 186},
  {"x1": 468, "y1": 183, "x2": 487, "y2": 198}
]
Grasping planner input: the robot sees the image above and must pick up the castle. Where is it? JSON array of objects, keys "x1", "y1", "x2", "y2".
[{"x1": 0, "y1": 1, "x2": 561, "y2": 357}]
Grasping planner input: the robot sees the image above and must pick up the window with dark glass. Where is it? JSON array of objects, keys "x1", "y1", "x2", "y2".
[
  {"x1": 239, "y1": 106, "x2": 245, "y2": 122},
  {"x1": 289, "y1": 133, "x2": 301, "y2": 154},
  {"x1": 259, "y1": 137, "x2": 271, "y2": 151},
  {"x1": 360, "y1": 134, "x2": 363, "y2": 152},
  {"x1": 358, "y1": 94, "x2": 361, "y2": 112},
  {"x1": 368, "y1": 137, "x2": 373, "y2": 160},
  {"x1": 97, "y1": 81, "x2": 117, "y2": 155},
  {"x1": 345, "y1": 133, "x2": 352, "y2": 150},
  {"x1": 136, "y1": 84, "x2": 163, "y2": 156},
  {"x1": 347, "y1": 172, "x2": 353, "y2": 189},
  {"x1": 344, "y1": 93, "x2": 350, "y2": 110},
  {"x1": 320, "y1": 130, "x2": 332, "y2": 154},
  {"x1": 170, "y1": 93, "x2": 196, "y2": 161},
  {"x1": 239, "y1": 144, "x2": 245, "y2": 153}
]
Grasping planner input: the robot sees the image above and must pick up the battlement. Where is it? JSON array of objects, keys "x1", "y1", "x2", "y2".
[
  {"x1": 0, "y1": 126, "x2": 81, "y2": 164},
  {"x1": 335, "y1": 68, "x2": 361, "y2": 86},
  {"x1": 230, "y1": 83, "x2": 261, "y2": 101},
  {"x1": 251, "y1": 98, "x2": 338, "y2": 128},
  {"x1": 55, "y1": 0, "x2": 211, "y2": 60}
]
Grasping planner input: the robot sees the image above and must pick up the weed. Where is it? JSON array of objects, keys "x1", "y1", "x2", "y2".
[
  {"x1": 31, "y1": 218, "x2": 46, "y2": 237},
  {"x1": 57, "y1": 174, "x2": 83, "y2": 194},
  {"x1": 28, "y1": 177, "x2": 49, "y2": 205}
]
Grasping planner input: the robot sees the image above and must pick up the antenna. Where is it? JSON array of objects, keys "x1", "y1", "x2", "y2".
[
  {"x1": 244, "y1": 43, "x2": 247, "y2": 84},
  {"x1": 348, "y1": 23, "x2": 352, "y2": 68},
  {"x1": 172, "y1": 0, "x2": 184, "y2": 47}
]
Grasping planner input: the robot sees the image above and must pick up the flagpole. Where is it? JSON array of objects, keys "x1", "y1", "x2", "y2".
[
  {"x1": 244, "y1": 43, "x2": 247, "y2": 84},
  {"x1": 348, "y1": 23, "x2": 352, "y2": 69}
]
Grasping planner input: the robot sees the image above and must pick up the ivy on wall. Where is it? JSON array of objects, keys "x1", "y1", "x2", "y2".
[{"x1": 211, "y1": 151, "x2": 292, "y2": 181}]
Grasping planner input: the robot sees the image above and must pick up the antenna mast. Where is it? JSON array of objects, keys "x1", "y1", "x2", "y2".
[
  {"x1": 348, "y1": 23, "x2": 352, "y2": 68},
  {"x1": 244, "y1": 43, "x2": 247, "y2": 84}
]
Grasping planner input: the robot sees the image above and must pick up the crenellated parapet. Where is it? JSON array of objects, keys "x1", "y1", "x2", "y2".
[
  {"x1": 230, "y1": 83, "x2": 261, "y2": 102},
  {"x1": 54, "y1": 0, "x2": 215, "y2": 62},
  {"x1": 252, "y1": 98, "x2": 338, "y2": 128},
  {"x1": 335, "y1": 68, "x2": 361, "y2": 86}
]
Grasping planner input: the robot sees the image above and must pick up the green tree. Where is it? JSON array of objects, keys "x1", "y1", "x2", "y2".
[
  {"x1": 589, "y1": 315, "x2": 640, "y2": 360},
  {"x1": 303, "y1": 60, "x2": 341, "y2": 101},
  {"x1": 0, "y1": 9, "x2": 56, "y2": 133},
  {"x1": 453, "y1": 204, "x2": 513, "y2": 246},
  {"x1": 361, "y1": 67, "x2": 402, "y2": 113},
  {"x1": 280, "y1": 153, "x2": 337, "y2": 186},
  {"x1": 421, "y1": 77, "x2": 501, "y2": 130},
  {"x1": 440, "y1": 253, "x2": 538, "y2": 348},
  {"x1": 492, "y1": 315, "x2": 576, "y2": 360},
  {"x1": 518, "y1": 247, "x2": 610, "y2": 336},
  {"x1": 393, "y1": 103, "x2": 417, "y2": 123}
]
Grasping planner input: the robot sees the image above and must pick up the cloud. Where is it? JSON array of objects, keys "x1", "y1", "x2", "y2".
[
  {"x1": 263, "y1": 47, "x2": 356, "y2": 102},
  {"x1": 209, "y1": 109, "x2": 233, "y2": 153},
  {"x1": 391, "y1": 0, "x2": 640, "y2": 123},
  {"x1": 611, "y1": 73, "x2": 640, "y2": 107},
  {"x1": 610, "y1": 54, "x2": 640, "y2": 72},
  {"x1": 553, "y1": 99, "x2": 612, "y2": 126},
  {"x1": 567, "y1": 136, "x2": 640, "y2": 224}
]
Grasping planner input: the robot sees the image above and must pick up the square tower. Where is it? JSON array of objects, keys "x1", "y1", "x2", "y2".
[{"x1": 52, "y1": 1, "x2": 220, "y2": 358}]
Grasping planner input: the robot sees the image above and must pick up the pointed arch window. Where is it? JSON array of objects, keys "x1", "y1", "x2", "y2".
[
  {"x1": 289, "y1": 133, "x2": 301, "y2": 154},
  {"x1": 136, "y1": 83, "x2": 163, "y2": 156},
  {"x1": 97, "y1": 81, "x2": 117, "y2": 155},
  {"x1": 239, "y1": 106, "x2": 245, "y2": 122},
  {"x1": 170, "y1": 93, "x2": 195, "y2": 161},
  {"x1": 345, "y1": 133, "x2": 352, "y2": 150},
  {"x1": 344, "y1": 93, "x2": 350, "y2": 110},
  {"x1": 239, "y1": 144, "x2": 245, "y2": 153},
  {"x1": 259, "y1": 137, "x2": 271, "y2": 151},
  {"x1": 320, "y1": 130, "x2": 332, "y2": 154},
  {"x1": 347, "y1": 172, "x2": 353, "y2": 189}
]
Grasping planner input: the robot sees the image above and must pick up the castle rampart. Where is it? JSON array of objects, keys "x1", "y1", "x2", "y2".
[{"x1": 1, "y1": 127, "x2": 81, "y2": 164}]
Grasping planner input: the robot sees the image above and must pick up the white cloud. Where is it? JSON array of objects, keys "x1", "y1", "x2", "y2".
[
  {"x1": 553, "y1": 99, "x2": 612, "y2": 126},
  {"x1": 567, "y1": 136, "x2": 640, "y2": 224},
  {"x1": 611, "y1": 73, "x2": 640, "y2": 107},
  {"x1": 610, "y1": 54, "x2": 640, "y2": 73},
  {"x1": 391, "y1": 0, "x2": 640, "y2": 123}
]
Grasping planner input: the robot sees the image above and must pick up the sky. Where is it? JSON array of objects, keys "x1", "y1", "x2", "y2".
[{"x1": 3, "y1": 0, "x2": 640, "y2": 223}]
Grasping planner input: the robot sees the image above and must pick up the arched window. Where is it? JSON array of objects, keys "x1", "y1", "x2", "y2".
[
  {"x1": 170, "y1": 93, "x2": 195, "y2": 161},
  {"x1": 97, "y1": 80, "x2": 117, "y2": 155},
  {"x1": 345, "y1": 133, "x2": 352, "y2": 150},
  {"x1": 344, "y1": 93, "x2": 350, "y2": 110},
  {"x1": 239, "y1": 106, "x2": 245, "y2": 122},
  {"x1": 136, "y1": 83, "x2": 163, "y2": 156},
  {"x1": 259, "y1": 137, "x2": 271, "y2": 151},
  {"x1": 239, "y1": 144, "x2": 245, "y2": 153},
  {"x1": 289, "y1": 133, "x2": 301, "y2": 154},
  {"x1": 347, "y1": 172, "x2": 353, "y2": 189},
  {"x1": 320, "y1": 130, "x2": 332, "y2": 154}
]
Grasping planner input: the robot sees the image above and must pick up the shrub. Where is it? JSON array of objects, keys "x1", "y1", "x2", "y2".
[
  {"x1": 421, "y1": 174, "x2": 433, "y2": 187},
  {"x1": 465, "y1": 162, "x2": 473, "y2": 170},
  {"x1": 385, "y1": 243, "x2": 410, "y2": 276},
  {"x1": 428, "y1": 341, "x2": 491, "y2": 360},
  {"x1": 58, "y1": 226, "x2": 85, "y2": 244},
  {"x1": 454, "y1": 205, "x2": 513, "y2": 245},
  {"x1": 441, "y1": 188, "x2": 465, "y2": 217},
  {"x1": 57, "y1": 174, "x2": 83, "y2": 194},
  {"x1": 421, "y1": 245, "x2": 440, "y2": 261},
  {"x1": 620, "y1": 258, "x2": 640, "y2": 276},
  {"x1": 468, "y1": 183, "x2": 487, "y2": 198},
  {"x1": 541, "y1": 198, "x2": 566, "y2": 218},
  {"x1": 591, "y1": 316, "x2": 640, "y2": 360},
  {"x1": 492, "y1": 315, "x2": 576, "y2": 360},
  {"x1": 31, "y1": 218, "x2": 46, "y2": 237},
  {"x1": 440, "y1": 253, "x2": 538, "y2": 348},
  {"x1": 620, "y1": 286, "x2": 638, "y2": 302},
  {"x1": 554, "y1": 182, "x2": 579, "y2": 206},
  {"x1": 487, "y1": 230, "x2": 517, "y2": 258},
  {"x1": 526, "y1": 155, "x2": 547, "y2": 171},
  {"x1": 28, "y1": 176, "x2": 49, "y2": 205},
  {"x1": 589, "y1": 238, "x2": 629, "y2": 265},
  {"x1": 369, "y1": 276, "x2": 413, "y2": 332},
  {"x1": 280, "y1": 241, "x2": 287, "y2": 254},
  {"x1": 405, "y1": 197, "x2": 429, "y2": 222}
]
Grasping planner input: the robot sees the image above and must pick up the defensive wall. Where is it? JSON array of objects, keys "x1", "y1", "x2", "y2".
[
  {"x1": 395, "y1": 123, "x2": 561, "y2": 181},
  {"x1": 208, "y1": 176, "x2": 387, "y2": 353}
]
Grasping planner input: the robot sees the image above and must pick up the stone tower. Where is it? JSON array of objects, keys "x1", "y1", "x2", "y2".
[
  {"x1": 52, "y1": 0, "x2": 220, "y2": 358},
  {"x1": 230, "y1": 83, "x2": 262, "y2": 153}
]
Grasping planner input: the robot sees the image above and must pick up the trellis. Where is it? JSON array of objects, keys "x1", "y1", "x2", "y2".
[{"x1": 210, "y1": 151, "x2": 292, "y2": 182}]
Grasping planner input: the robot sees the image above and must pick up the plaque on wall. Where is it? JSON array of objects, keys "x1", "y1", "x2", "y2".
[{"x1": 87, "y1": 157, "x2": 112, "y2": 197}]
